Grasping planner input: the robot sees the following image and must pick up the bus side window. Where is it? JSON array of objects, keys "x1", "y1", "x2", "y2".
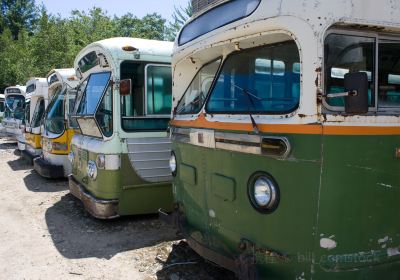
[
  {"x1": 324, "y1": 34, "x2": 375, "y2": 109},
  {"x1": 146, "y1": 65, "x2": 172, "y2": 115},
  {"x1": 378, "y1": 40, "x2": 400, "y2": 109}
]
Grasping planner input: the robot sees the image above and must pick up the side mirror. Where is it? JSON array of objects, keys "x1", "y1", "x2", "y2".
[
  {"x1": 120, "y1": 79, "x2": 132, "y2": 96},
  {"x1": 344, "y1": 72, "x2": 369, "y2": 114}
]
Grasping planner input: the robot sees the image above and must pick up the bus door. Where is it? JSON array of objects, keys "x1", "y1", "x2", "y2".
[{"x1": 319, "y1": 32, "x2": 400, "y2": 271}]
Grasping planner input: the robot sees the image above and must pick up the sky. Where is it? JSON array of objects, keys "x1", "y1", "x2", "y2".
[{"x1": 35, "y1": 0, "x2": 190, "y2": 21}]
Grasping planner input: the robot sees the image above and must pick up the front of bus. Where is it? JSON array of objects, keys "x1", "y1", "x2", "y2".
[
  {"x1": 34, "y1": 69, "x2": 78, "y2": 178},
  {"x1": 22, "y1": 78, "x2": 48, "y2": 164},
  {"x1": 2, "y1": 86, "x2": 26, "y2": 140},
  {"x1": 68, "y1": 38, "x2": 174, "y2": 219},
  {"x1": 163, "y1": 0, "x2": 331, "y2": 278}
]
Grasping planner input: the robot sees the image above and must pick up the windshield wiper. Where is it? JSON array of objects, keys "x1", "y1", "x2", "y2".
[{"x1": 232, "y1": 84, "x2": 261, "y2": 134}]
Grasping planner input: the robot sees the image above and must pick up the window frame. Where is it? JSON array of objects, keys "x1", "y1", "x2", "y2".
[
  {"x1": 323, "y1": 29, "x2": 400, "y2": 114},
  {"x1": 204, "y1": 41, "x2": 301, "y2": 115},
  {"x1": 73, "y1": 71, "x2": 112, "y2": 117},
  {"x1": 144, "y1": 63, "x2": 172, "y2": 118},
  {"x1": 95, "y1": 83, "x2": 114, "y2": 138},
  {"x1": 120, "y1": 61, "x2": 172, "y2": 133},
  {"x1": 31, "y1": 97, "x2": 46, "y2": 128},
  {"x1": 175, "y1": 57, "x2": 222, "y2": 116},
  {"x1": 71, "y1": 71, "x2": 113, "y2": 139}
]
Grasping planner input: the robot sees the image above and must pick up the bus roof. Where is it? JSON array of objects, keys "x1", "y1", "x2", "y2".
[
  {"x1": 4, "y1": 85, "x2": 26, "y2": 97},
  {"x1": 75, "y1": 37, "x2": 173, "y2": 69},
  {"x1": 178, "y1": 0, "x2": 400, "y2": 50},
  {"x1": 46, "y1": 68, "x2": 78, "y2": 94},
  {"x1": 25, "y1": 77, "x2": 49, "y2": 100}
]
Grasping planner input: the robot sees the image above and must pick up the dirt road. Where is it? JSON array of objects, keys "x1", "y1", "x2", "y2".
[{"x1": 0, "y1": 139, "x2": 236, "y2": 280}]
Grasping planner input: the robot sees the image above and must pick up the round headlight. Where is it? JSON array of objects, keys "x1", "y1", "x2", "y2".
[
  {"x1": 248, "y1": 173, "x2": 279, "y2": 213},
  {"x1": 96, "y1": 154, "x2": 105, "y2": 169},
  {"x1": 169, "y1": 152, "x2": 177, "y2": 176},
  {"x1": 87, "y1": 160, "x2": 97, "y2": 180}
]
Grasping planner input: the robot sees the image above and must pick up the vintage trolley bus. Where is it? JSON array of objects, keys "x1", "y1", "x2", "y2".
[
  {"x1": 163, "y1": 0, "x2": 400, "y2": 278},
  {"x1": 1, "y1": 85, "x2": 26, "y2": 140},
  {"x1": 34, "y1": 69, "x2": 78, "y2": 178},
  {"x1": 21, "y1": 78, "x2": 49, "y2": 163},
  {"x1": 68, "y1": 37, "x2": 174, "y2": 219}
]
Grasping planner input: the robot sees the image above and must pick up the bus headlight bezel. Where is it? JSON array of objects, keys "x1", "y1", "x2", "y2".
[
  {"x1": 96, "y1": 154, "x2": 106, "y2": 169},
  {"x1": 248, "y1": 172, "x2": 279, "y2": 214},
  {"x1": 169, "y1": 151, "x2": 177, "y2": 176}
]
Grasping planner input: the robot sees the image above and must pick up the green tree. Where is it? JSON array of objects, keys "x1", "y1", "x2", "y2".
[
  {"x1": 29, "y1": 8, "x2": 72, "y2": 76},
  {"x1": 165, "y1": 1, "x2": 192, "y2": 41},
  {"x1": 1, "y1": 0, "x2": 39, "y2": 39},
  {"x1": 0, "y1": 28, "x2": 33, "y2": 89},
  {"x1": 114, "y1": 13, "x2": 166, "y2": 40}
]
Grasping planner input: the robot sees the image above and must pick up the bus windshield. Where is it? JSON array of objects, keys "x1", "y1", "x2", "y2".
[
  {"x1": 206, "y1": 41, "x2": 300, "y2": 114},
  {"x1": 45, "y1": 88, "x2": 65, "y2": 135},
  {"x1": 75, "y1": 72, "x2": 111, "y2": 116},
  {"x1": 6, "y1": 95, "x2": 25, "y2": 120},
  {"x1": 31, "y1": 98, "x2": 45, "y2": 128}
]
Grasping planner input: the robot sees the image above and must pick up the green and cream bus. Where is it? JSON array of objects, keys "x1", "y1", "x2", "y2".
[
  {"x1": 162, "y1": 0, "x2": 400, "y2": 278},
  {"x1": 21, "y1": 78, "x2": 49, "y2": 163},
  {"x1": 69, "y1": 37, "x2": 174, "y2": 219},
  {"x1": 34, "y1": 69, "x2": 78, "y2": 178},
  {"x1": 1, "y1": 86, "x2": 26, "y2": 141}
]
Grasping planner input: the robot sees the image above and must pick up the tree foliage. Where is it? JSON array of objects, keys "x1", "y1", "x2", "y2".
[
  {"x1": 0, "y1": 1, "x2": 191, "y2": 92},
  {"x1": 165, "y1": 1, "x2": 192, "y2": 41},
  {"x1": 1, "y1": 0, "x2": 38, "y2": 38}
]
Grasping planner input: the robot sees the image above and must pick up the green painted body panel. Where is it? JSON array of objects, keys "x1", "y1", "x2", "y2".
[
  {"x1": 71, "y1": 148, "x2": 172, "y2": 215},
  {"x1": 316, "y1": 135, "x2": 400, "y2": 273},
  {"x1": 173, "y1": 130, "x2": 400, "y2": 278},
  {"x1": 173, "y1": 132, "x2": 323, "y2": 278}
]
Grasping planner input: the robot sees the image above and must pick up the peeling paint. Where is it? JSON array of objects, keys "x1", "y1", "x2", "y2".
[
  {"x1": 387, "y1": 247, "x2": 400, "y2": 257},
  {"x1": 320, "y1": 237, "x2": 337, "y2": 250},
  {"x1": 377, "y1": 183, "x2": 394, "y2": 188},
  {"x1": 208, "y1": 209, "x2": 216, "y2": 218},
  {"x1": 378, "y1": 236, "x2": 389, "y2": 244},
  {"x1": 296, "y1": 272, "x2": 306, "y2": 280},
  {"x1": 346, "y1": 164, "x2": 373, "y2": 171}
]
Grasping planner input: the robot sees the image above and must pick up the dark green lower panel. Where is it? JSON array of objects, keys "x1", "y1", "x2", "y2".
[{"x1": 119, "y1": 182, "x2": 173, "y2": 215}]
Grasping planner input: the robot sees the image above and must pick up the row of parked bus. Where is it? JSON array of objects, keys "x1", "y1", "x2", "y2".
[{"x1": 1, "y1": 0, "x2": 400, "y2": 279}]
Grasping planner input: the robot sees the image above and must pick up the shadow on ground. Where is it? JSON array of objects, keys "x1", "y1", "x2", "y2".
[
  {"x1": 45, "y1": 194, "x2": 178, "y2": 260},
  {"x1": 156, "y1": 241, "x2": 237, "y2": 280},
  {"x1": 7, "y1": 156, "x2": 31, "y2": 171},
  {"x1": 23, "y1": 170, "x2": 68, "y2": 192},
  {"x1": 0, "y1": 141, "x2": 17, "y2": 150}
]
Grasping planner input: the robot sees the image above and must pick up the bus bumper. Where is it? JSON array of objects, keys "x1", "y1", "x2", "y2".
[
  {"x1": 21, "y1": 147, "x2": 40, "y2": 165},
  {"x1": 33, "y1": 156, "x2": 65, "y2": 179},
  {"x1": 159, "y1": 206, "x2": 256, "y2": 280},
  {"x1": 68, "y1": 175, "x2": 119, "y2": 219}
]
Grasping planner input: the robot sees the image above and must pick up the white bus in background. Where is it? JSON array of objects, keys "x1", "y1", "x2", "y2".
[
  {"x1": 1, "y1": 85, "x2": 26, "y2": 140},
  {"x1": 21, "y1": 78, "x2": 49, "y2": 163},
  {"x1": 0, "y1": 93, "x2": 5, "y2": 120},
  {"x1": 34, "y1": 69, "x2": 79, "y2": 178}
]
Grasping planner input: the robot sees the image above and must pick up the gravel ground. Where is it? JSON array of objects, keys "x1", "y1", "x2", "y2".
[{"x1": 0, "y1": 138, "x2": 236, "y2": 280}]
